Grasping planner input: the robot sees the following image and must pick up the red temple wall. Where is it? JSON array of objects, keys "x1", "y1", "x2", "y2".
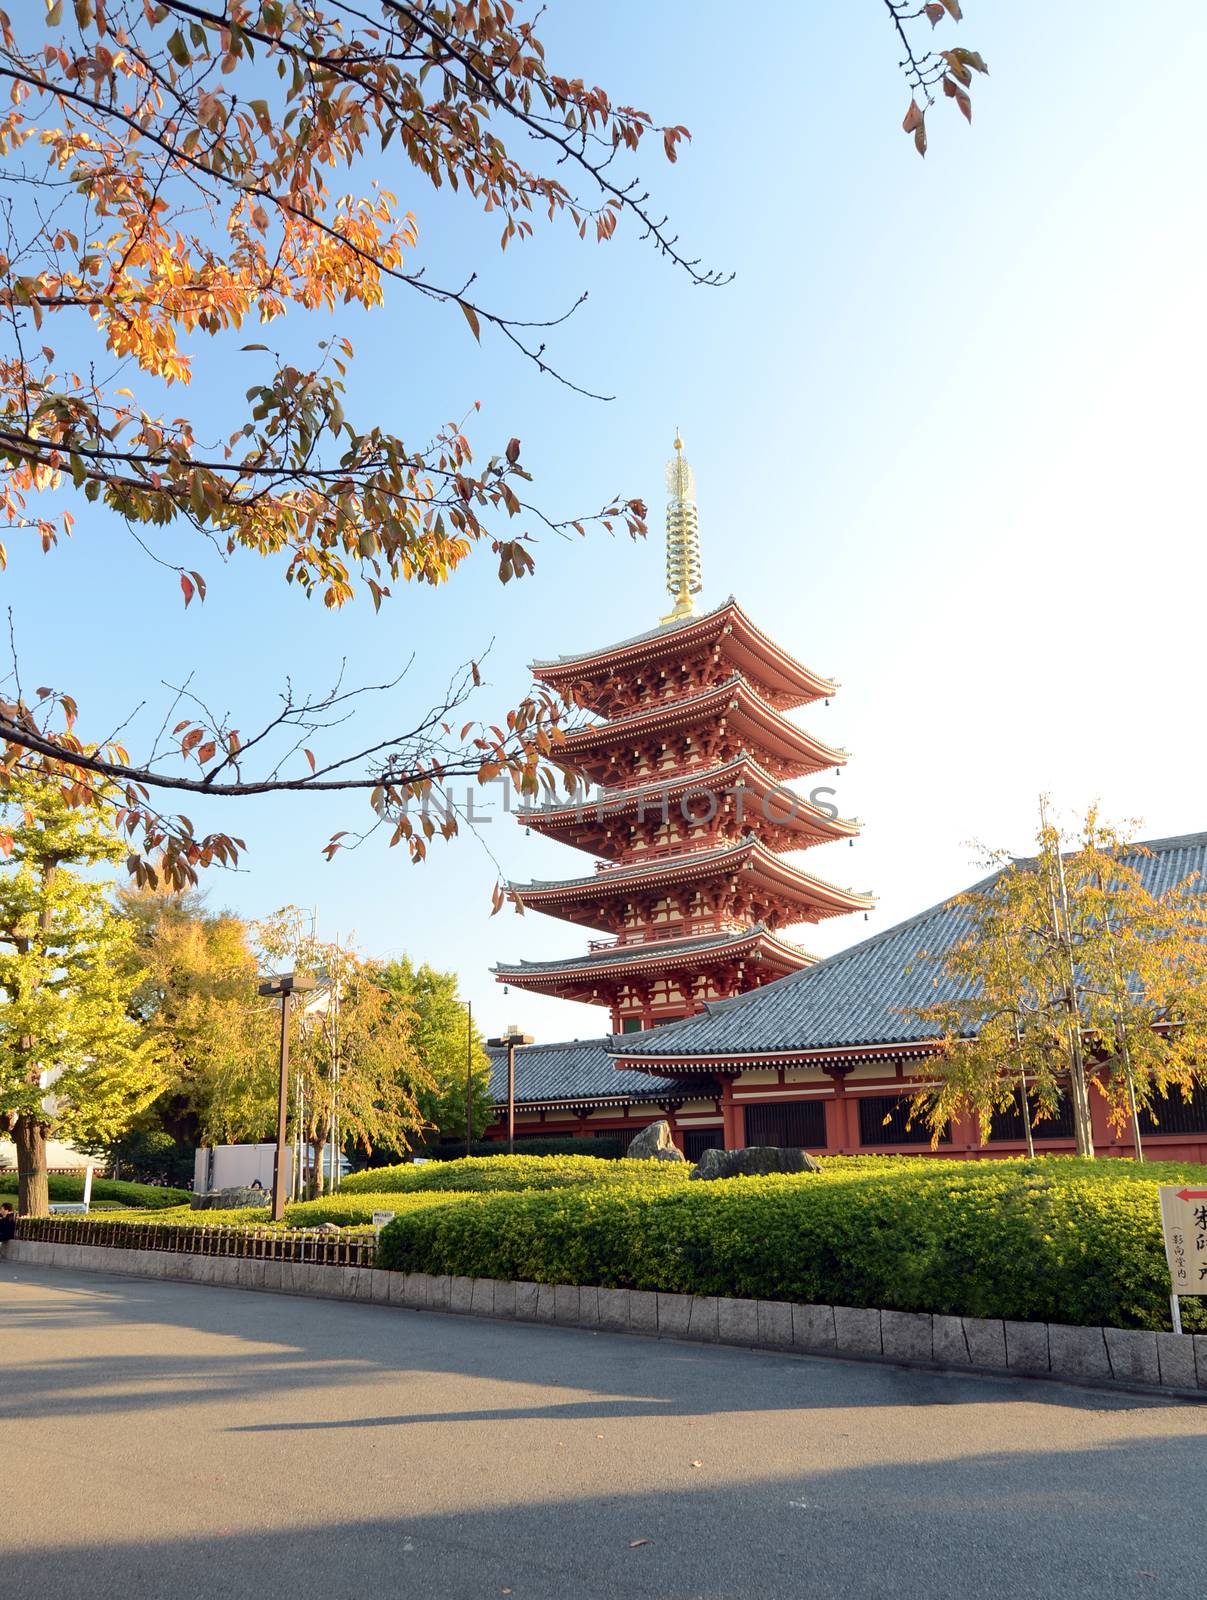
[{"x1": 488, "y1": 1061, "x2": 1207, "y2": 1165}]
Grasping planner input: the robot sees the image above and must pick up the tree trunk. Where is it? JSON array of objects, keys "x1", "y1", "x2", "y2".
[
  {"x1": 15, "y1": 1115, "x2": 49, "y2": 1217},
  {"x1": 1040, "y1": 803, "x2": 1095, "y2": 1158},
  {"x1": 309, "y1": 1121, "x2": 331, "y2": 1199}
]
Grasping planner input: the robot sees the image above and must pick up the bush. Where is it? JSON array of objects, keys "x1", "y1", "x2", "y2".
[
  {"x1": 339, "y1": 1154, "x2": 692, "y2": 1196},
  {"x1": 420, "y1": 1137, "x2": 628, "y2": 1161},
  {"x1": 0, "y1": 1173, "x2": 190, "y2": 1209},
  {"x1": 376, "y1": 1160, "x2": 1207, "y2": 1331},
  {"x1": 284, "y1": 1191, "x2": 466, "y2": 1227}
]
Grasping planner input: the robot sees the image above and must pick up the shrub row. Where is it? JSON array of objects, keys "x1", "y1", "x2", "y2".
[
  {"x1": 340, "y1": 1154, "x2": 691, "y2": 1196},
  {"x1": 816, "y1": 1153, "x2": 1207, "y2": 1185},
  {"x1": 0, "y1": 1173, "x2": 190, "y2": 1209},
  {"x1": 132, "y1": 1191, "x2": 469, "y2": 1228},
  {"x1": 284, "y1": 1191, "x2": 467, "y2": 1227},
  {"x1": 377, "y1": 1163, "x2": 1204, "y2": 1332},
  {"x1": 419, "y1": 1137, "x2": 627, "y2": 1161}
]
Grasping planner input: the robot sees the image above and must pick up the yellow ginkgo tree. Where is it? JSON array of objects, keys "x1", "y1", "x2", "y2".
[
  {"x1": 0, "y1": 771, "x2": 161, "y2": 1214},
  {"x1": 913, "y1": 805, "x2": 1207, "y2": 1160}
]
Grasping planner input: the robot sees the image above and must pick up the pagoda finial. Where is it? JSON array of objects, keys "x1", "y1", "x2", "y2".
[{"x1": 661, "y1": 429, "x2": 702, "y2": 624}]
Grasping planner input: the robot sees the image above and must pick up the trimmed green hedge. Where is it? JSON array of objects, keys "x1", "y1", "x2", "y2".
[
  {"x1": 377, "y1": 1161, "x2": 1206, "y2": 1331},
  {"x1": 420, "y1": 1137, "x2": 627, "y2": 1161},
  {"x1": 340, "y1": 1154, "x2": 691, "y2": 1196},
  {"x1": 132, "y1": 1192, "x2": 468, "y2": 1228},
  {"x1": 0, "y1": 1173, "x2": 190, "y2": 1209},
  {"x1": 284, "y1": 1191, "x2": 467, "y2": 1227}
]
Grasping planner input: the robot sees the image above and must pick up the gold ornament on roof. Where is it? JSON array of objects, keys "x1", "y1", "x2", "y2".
[{"x1": 661, "y1": 429, "x2": 702, "y2": 624}]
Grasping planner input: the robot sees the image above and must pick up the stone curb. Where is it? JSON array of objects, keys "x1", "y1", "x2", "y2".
[{"x1": 4, "y1": 1239, "x2": 1203, "y2": 1401}]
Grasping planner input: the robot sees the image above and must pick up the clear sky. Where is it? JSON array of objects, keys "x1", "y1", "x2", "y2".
[{"x1": 7, "y1": 1, "x2": 1207, "y2": 1042}]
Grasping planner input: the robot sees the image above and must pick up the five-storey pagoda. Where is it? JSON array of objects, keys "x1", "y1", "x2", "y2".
[{"x1": 494, "y1": 436, "x2": 872, "y2": 1032}]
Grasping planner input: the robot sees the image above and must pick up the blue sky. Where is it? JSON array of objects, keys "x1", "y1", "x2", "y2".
[{"x1": 8, "y1": 1, "x2": 1207, "y2": 1041}]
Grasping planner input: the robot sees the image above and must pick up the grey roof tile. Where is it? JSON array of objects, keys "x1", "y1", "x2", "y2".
[
  {"x1": 610, "y1": 831, "x2": 1207, "y2": 1063},
  {"x1": 531, "y1": 598, "x2": 737, "y2": 672},
  {"x1": 493, "y1": 925, "x2": 808, "y2": 977},
  {"x1": 484, "y1": 1036, "x2": 685, "y2": 1105}
]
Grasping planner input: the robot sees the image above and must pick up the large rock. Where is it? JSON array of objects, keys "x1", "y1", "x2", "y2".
[
  {"x1": 626, "y1": 1120, "x2": 686, "y2": 1161},
  {"x1": 689, "y1": 1147, "x2": 821, "y2": 1181},
  {"x1": 190, "y1": 1185, "x2": 271, "y2": 1210}
]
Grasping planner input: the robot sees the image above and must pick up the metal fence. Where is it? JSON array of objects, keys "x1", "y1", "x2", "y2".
[{"x1": 17, "y1": 1215, "x2": 377, "y2": 1266}]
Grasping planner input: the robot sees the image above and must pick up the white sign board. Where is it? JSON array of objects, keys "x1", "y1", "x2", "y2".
[
  {"x1": 1158, "y1": 1185, "x2": 1207, "y2": 1301},
  {"x1": 371, "y1": 1210, "x2": 396, "y2": 1230}
]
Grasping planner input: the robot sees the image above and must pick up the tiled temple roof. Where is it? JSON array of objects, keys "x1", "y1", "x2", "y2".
[
  {"x1": 610, "y1": 832, "x2": 1207, "y2": 1065},
  {"x1": 493, "y1": 925, "x2": 811, "y2": 980},
  {"x1": 484, "y1": 1035, "x2": 685, "y2": 1107}
]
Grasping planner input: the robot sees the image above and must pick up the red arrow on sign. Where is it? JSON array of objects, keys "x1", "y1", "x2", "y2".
[{"x1": 1175, "y1": 1188, "x2": 1207, "y2": 1202}]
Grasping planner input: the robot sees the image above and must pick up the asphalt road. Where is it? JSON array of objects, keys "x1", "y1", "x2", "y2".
[{"x1": 2, "y1": 1263, "x2": 1204, "y2": 1600}]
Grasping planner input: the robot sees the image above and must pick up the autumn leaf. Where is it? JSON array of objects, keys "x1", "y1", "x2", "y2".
[
  {"x1": 903, "y1": 100, "x2": 927, "y2": 157},
  {"x1": 944, "y1": 76, "x2": 973, "y2": 123},
  {"x1": 458, "y1": 300, "x2": 481, "y2": 342}
]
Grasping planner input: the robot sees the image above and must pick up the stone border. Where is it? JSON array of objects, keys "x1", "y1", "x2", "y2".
[{"x1": 5, "y1": 1239, "x2": 1205, "y2": 1399}]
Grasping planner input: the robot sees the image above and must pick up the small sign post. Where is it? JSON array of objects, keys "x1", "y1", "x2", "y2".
[
  {"x1": 1158, "y1": 1185, "x2": 1207, "y2": 1335},
  {"x1": 371, "y1": 1210, "x2": 396, "y2": 1231}
]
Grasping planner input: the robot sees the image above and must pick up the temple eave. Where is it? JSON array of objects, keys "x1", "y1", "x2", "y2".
[{"x1": 531, "y1": 599, "x2": 838, "y2": 707}]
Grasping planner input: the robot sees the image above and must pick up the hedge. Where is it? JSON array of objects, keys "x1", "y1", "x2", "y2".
[
  {"x1": 420, "y1": 1137, "x2": 627, "y2": 1161},
  {"x1": 340, "y1": 1154, "x2": 692, "y2": 1196},
  {"x1": 131, "y1": 1192, "x2": 469, "y2": 1228},
  {"x1": 376, "y1": 1161, "x2": 1206, "y2": 1332},
  {"x1": 0, "y1": 1174, "x2": 190, "y2": 1209},
  {"x1": 284, "y1": 1191, "x2": 467, "y2": 1227}
]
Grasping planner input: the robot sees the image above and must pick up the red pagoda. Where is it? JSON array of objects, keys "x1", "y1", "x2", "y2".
[{"x1": 494, "y1": 435, "x2": 872, "y2": 1032}]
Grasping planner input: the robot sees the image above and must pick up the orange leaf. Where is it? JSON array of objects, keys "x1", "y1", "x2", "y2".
[
  {"x1": 458, "y1": 300, "x2": 481, "y2": 342},
  {"x1": 304, "y1": 748, "x2": 316, "y2": 771}
]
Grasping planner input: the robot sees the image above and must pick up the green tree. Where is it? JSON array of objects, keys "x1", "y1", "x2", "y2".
[
  {"x1": 226, "y1": 911, "x2": 438, "y2": 1194},
  {"x1": 0, "y1": 773, "x2": 160, "y2": 1215},
  {"x1": 115, "y1": 888, "x2": 269, "y2": 1161},
  {"x1": 914, "y1": 804, "x2": 1207, "y2": 1158},
  {"x1": 377, "y1": 957, "x2": 493, "y2": 1151}
]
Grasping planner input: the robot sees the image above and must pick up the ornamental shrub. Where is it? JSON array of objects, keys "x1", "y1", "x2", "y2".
[
  {"x1": 420, "y1": 1137, "x2": 627, "y2": 1161},
  {"x1": 0, "y1": 1173, "x2": 190, "y2": 1209},
  {"x1": 376, "y1": 1161, "x2": 1207, "y2": 1331},
  {"x1": 284, "y1": 1191, "x2": 466, "y2": 1227},
  {"x1": 339, "y1": 1154, "x2": 691, "y2": 1195}
]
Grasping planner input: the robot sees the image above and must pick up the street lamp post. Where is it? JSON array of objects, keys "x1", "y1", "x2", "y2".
[
  {"x1": 487, "y1": 1026, "x2": 534, "y2": 1155},
  {"x1": 464, "y1": 998, "x2": 473, "y2": 1158},
  {"x1": 258, "y1": 972, "x2": 317, "y2": 1222}
]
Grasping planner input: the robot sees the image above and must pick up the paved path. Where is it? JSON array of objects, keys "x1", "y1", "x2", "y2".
[{"x1": 2, "y1": 1263, "x2": 1204, "y2": 1600}]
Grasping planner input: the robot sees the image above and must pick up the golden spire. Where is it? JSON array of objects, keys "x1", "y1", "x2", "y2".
[{"x1": 660, "y1": 429, "x2": 702, "y2": 624}]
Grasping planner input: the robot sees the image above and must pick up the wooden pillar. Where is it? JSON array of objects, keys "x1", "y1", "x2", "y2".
[
  {"x1": 731, "y1": 1098, "x2": 747, "y2": 1150},
  {"x1": 720, "y1": 1079, "x2": 740, "y2": 1150},
  {"x1": 951, "y1": 1109, "x2": 980, "y2": 1156},
  {"x1": 844, "y1": 1091, "x2": 862, "y2": 1151},
  {"x1": 825, "y1": 1067, "x2": 852, "y2": 1154},
  {"x1": 1088, "y1": 1083, "x2": 1115, "y2": 1156}
]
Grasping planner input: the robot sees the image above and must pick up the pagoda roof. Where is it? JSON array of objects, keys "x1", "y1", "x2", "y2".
[
  {"x1": 522, "y1": 753, "x2": 859, "y2": 854},
  {"x1": 559, "y1": 675, "x2": 846, "y2": 777},
  {"x1": 608, "y1": 830, "x2": 1207, "y2": 1070},
  {"x1": 493, "y1": 925, "x2": 813, "y2": 986},
  {"x1": 531, "y1": 598, "x2": 836, "y2": 710},
  {"x1": 507, "y1": 835, "x2": 874, "y2": 930},
  {"x1": 484, "y1": 1036, "x2": 688, "y2": 1109}
]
